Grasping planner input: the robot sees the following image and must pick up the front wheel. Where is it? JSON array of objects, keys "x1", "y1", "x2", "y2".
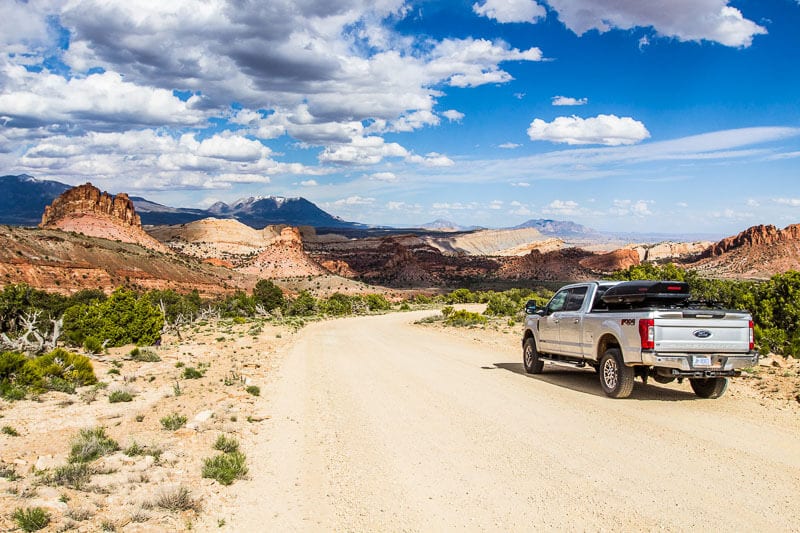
[
  {"x1": 598, "y1": 348, "x2": 634, "y2": 398},
  {"x1": 689, "y1": 377, "x2": 728, "y2": 399},
  {"x1": 523, "y1": 337, "x2": 543, "y2": 374}
]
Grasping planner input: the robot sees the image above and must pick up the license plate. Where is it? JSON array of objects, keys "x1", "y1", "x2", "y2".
[{"x1": 693, "y1": 355, "x2": 712, "y2": 367}]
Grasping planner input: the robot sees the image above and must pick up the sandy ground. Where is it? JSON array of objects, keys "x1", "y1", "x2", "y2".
[
  {"x1": 2, "y1": 309, "x2": 799, "y2": 531},
  {"x1": 224, "y1": 310, "x2": 800, "y2": 532}
]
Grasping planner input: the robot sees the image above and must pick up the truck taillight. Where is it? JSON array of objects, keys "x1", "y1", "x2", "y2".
[
  {"x1": 639, "y1": 318, "x2": 655, "y2": 350},
  {"x1": 749, "y1": 319, "x2": 754, "y2": 351}
]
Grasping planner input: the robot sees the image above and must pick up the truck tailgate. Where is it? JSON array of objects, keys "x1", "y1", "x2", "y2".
[{"x1": 654, "y1": 317, "x2": 751, "y2": 353}]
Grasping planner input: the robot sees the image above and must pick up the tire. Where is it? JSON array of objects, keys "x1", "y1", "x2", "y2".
[
  {"x1": 598, "y1": 348, "x2": 635, "y2": 398},
  {"x1": 689, "y1": 377, "x2": 728, "y2": 399},
  {"x1": 523, "y1": 337, "x2": 544, "y2": 374}
]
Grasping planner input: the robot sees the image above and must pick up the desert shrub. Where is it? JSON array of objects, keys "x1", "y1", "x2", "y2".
[
  {"x1": 213, "y1": 434, "x2": 240, "y2": 454},
  {"x1": 202, "y1": 451, "x2": 248, "y2": 485},
  {"x1": 20, "y1": 348, "x2": 98, "y2": 391},
  {"x1": 216, "y1": 291, "x2": 255, "y2": 318},
  {"x1": 441, "y1": 306, "x2": 455, "y2": 318},
  {"x1": 12, "y1": 506, "x2": 51, "y2": 532},
  {"x1": 83, "y1": 337, "x2": 103, "y2": 354},
  {"x1": 365, "y1": 293, "x2": 391, "y2": 311},
  {"x1": 62, "y1": 288, "x2": 164, "y2": 348},
  {"x1": 413, "y1": 294, "x2": 433, "y2": 304},
  {"x1": 253, "y1": 280, "x2": 285, "y2": 311},
  {"x1": 321, "y1": 293, "x2": 352, "y2": 316},
  {"x1": 484, "y1": 293, "x2": 518, "y2": 317},
  {"x1": 154, "y1": 486, "x2": 200, "y2": 512},
  {"x1": 143, "y1": 289, "x2": 201, "y2": 323},
  {"x1": 129, "y1": 348, "x2": 160, "y2": 362},
  {"x1": 284, "y1": 290, "x2": 317, "y2": 316},
  {"x1": 445, "y1": 288, "x2": 478, "y2": 304},
  {"x1": 0, "y1": 351, "x2": 27, "y2": 381},
  {"x1": 160, "y1": 413, "x2": 187, "y2": 430},
  {"x1": 108, "y1": 390, "x2": 133, "y2": 403},
  {"x1": 245, "y1": 385, "x2": 260, "y2": 396},
  {"x1": 444, "y1": 310, "x2": 487, "y2": 327},
  {"x1": 68, "y1": 427, "x2": 119, "y2": 463},
  {"x1": 2, "y1": 425, "x2": 19, "y2": 436},
  {"x1": 182, "y1": 366, "x2": 204, "y2": 379},
  {"x1": 42, "y1": 462, "x2": 91, "y2": 489}
]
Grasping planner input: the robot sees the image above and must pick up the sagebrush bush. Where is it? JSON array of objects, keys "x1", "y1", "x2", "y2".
[
  {"x1": 444, "y1": 310, "x2": 487, "y2": 327},
  {"x1": 202, "y1": 451, "x2": 248, "y2": 485},
  {"x1": 108, "y1": 390, "x2": 133, "y2": 403},
  {"x1": 130, "y1": 348, "x2": 161, "y2": 362},
  {"x1": 153, "y1": 486, "x2": 200, "y2": 512},
  {"x1": 182, "y1": 366, "x2": 204, "y2": 379},
  {"x1": 69, "y1": 427, "x2": 119, "y2": 463},
  {"x1": 42, "y1": 462, "x2": 91, "y2": 489},
  {"x1": 12, "y1": 507, "x2": 51, "y2": 532},
  {"x1": 213, "y1": 434, "x2": 240, "y2": 454},
  {"x1": 160, "y1": 413, "x2": 187, "y2": 431},
  {"x1": 245, "y1": 385, "x2": 260, "y2": 396}
]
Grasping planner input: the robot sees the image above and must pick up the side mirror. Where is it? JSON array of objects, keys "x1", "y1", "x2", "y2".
[{"x1": 524, "y1": 300, "x2": 538, "y2": 315}]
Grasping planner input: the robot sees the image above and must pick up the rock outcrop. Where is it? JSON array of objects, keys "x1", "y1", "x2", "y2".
[
  {"x1": 627, "y1": 241, "x2": 711, "y2": 262},
  {"x1": 685, "y1": 223, "x2": 800, "y2": 279},
  {"x1": 704, "y1": 224, "x2": 800, "y2": 257},
  {"x1": 579, "y1": 248, "x2": 640, "y2": 273},
  {"x1": 238, "y1": 227, "x2": 327, "y2": 278},
  {"x1": 40, "y1": 183, "x2": 170, "y2": 253}
]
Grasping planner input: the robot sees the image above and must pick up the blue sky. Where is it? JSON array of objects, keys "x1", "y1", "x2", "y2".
[{"x1": 1, "y1": 0, "x2": 798, "y2": 235}]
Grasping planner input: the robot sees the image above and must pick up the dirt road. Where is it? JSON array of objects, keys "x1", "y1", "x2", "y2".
[{"x1": 227, "y1": 310, "x2": 800, "y2": 531}]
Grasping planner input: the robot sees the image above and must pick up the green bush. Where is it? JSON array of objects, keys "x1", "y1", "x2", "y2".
[
  {"x1": 108, "y1": 390, "x2": 133, "y2": 403},
  {"x1": 245, "y1": 385, "x2": 260, "y2": 396},
  {"x1": 160, "y1": 413, "x2": 187, "y2": 431},
  {"x1": 444, "y1": 310, "x2": 487, "y2": 327},
  {"x1": 83, "y1": 337, "x2": 103, "y2": 354},
  {"x1": 365, "y1": 294, "x2": 391, "y2": 311},
  {"x1": 20, "y1": 348, "x2": 98, "y2": 391},
  {"x1": 42, "y1": 462, "x2": 91, "y2": 489},
  {"x1": 12, "y1": 507, "x2": 51, "y2": 532},
  {"x1": 2, "y1": 425, "x2": 19, "y2": 436},
  {"x1": 253, "y1": 280, "x2": 285, "y2": 311},
  {"x1": 213, "y1": 434, "x2": 240, "y2": 454},
  {"x1": 202, "y1": 451, "x2": 248, "y2": 485},
  {"x1": 129, "y1": 348, "x2": 160, "y2": 362},
  {"x1": 63, "y1": 288, "x2": 164, "y2": 348},
  {"x1": 69, "y1": 427, "x2": 119, "y2": 463},
  {"x1": 484, "y1": 293, "x2": 519, "y2": 317},
  {"x1": 182, "y1": 367, "x2": 204, "y2": 379},
  {"x1": 284, "y1": 290, "x2": 317, "y2": 316},
  {"x1": 321, "y1": 293, "x2": 352, "y2": 316}
]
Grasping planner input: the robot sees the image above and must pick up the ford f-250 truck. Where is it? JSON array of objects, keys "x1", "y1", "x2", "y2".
[{"x1": 522, "y1": 280, "x2": 759, "y2": 399}]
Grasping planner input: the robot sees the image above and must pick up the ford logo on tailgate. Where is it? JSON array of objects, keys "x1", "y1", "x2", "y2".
[{"x1": 693, "y1": 329, "x2": 713, "y2": 339}]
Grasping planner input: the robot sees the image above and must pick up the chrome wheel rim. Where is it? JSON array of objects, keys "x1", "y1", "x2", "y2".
[{"x1": 603, "y1": 358, "x2": 618, "y2": 390}]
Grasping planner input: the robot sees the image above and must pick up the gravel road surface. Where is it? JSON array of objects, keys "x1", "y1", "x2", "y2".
[{"x1": 228, "y1": 310, "x2": 800, "y2": 531}]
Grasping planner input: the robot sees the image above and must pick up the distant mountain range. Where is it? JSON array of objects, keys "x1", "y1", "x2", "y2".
[
  {"x1": 418, "y1": 219, "x2": 484, "y2": 232},
  {"x1": 512, "y1": 218, "x2": 603, "y2": 239},
  {"x1": 0, "y1": 175, "x2": 363, "y2": 229}
]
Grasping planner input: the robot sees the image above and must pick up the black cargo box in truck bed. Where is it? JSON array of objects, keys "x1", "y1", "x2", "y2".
[{"x1": 600, "y1": 280, "x2": 690, "y2": 304}]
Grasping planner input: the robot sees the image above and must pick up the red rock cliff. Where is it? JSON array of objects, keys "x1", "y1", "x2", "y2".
[
  {"x1": 706, "y1": 224, "x2": 800, "y2": 257},
  {"x1": 40, "y1": 182, "x2": 141, "y2": 228}
]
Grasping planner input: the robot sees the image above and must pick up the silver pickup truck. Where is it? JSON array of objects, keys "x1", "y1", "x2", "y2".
[{"x1": 522, "y1": 280, "x2": 758, "y2": 398}]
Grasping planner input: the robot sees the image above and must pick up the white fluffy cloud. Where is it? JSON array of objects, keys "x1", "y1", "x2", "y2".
[
  {"x1": 542, "y1": 199, "x2": 581, "y2": 216},
  {"x1": 552, "y1": 95, "x2": 588, "y2": 106},
  {"x1": 774, "y1": 198, "x2": 800, "y2": 207},
  {"x1": 473, "y1": 0, "x2": 546, "y2": 24},
  {"x1": 527, "y1": 114, "x2": 650, "y2": 146},
  {"x1": 545, "y1": 0, "x2": 766, "y2": 47},
  {"x1": 442, "y1": 109, "x2": 465, "y2": 122},
  {"x1": 610, "y1": 199, "x2": 653, "y2": 216},
  {"x1": 369, "y1": 172, "x2": 398, "y2": 182}
]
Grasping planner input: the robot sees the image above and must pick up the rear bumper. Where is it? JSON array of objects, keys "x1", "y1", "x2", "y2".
[{"x1": 640, "y1": 351, "x2": 759, "y2": 377}]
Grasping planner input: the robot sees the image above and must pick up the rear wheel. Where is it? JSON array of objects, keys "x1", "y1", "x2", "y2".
[
  {"x1": 689, "y1": 377, "x2": 728, "y2": 399},
  {"x1": 523, "y1": 337, "x2": 543, "y2": 374},
  {"x1": 599, "y1": 348, "x2": 634, "y2": 398}
]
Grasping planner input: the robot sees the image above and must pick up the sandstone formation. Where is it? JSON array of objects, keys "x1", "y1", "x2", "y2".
[
  {"x1": 627, "y1": 241, "x2": 711, "y2": 262},
  {"x1": 579, "y1": 248, "x2": 641, "y2": 273},
  {"x1": 684, "y1": 223, "x2": 800, "y2": 279},
  {"x1": 239, "y1": 226, "x2": 327, "y2": 278},
  {"x1": 0, "y1": 226, "x2": 248, "y2": 296},
  {"x1": 150, "y1": 218, "x2": 326, "y2": 278},
  {"x1": 421, "y1": 227, "x2": 552, "y2": 256},
  {"x1": 40, "y1": 183, "x2": 170, "y2": 254}
]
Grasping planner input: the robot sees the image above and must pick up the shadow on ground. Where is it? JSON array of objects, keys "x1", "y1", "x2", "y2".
[{"x1": 489, "y1": 362, "x2": 698, "y2": 401}]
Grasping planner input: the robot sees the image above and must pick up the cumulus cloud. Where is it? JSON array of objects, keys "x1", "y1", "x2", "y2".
[
  {"x1": 442, "y1": 109, "x2": 465, "y2": 122},
  {"x1": 369, "y1": 172, "x2": 398, "y2": 182},
  {"x1": 407, "y1": 152, "x2": 455, "y2": 167},
  {"x1": 473, "y1": 0, "x2": 546, "y2": 24},
  {"x1": 330, "y1": 196, "x2": 376, "y2": 206},
  {"x1": 499, "y1": 142, "x2": 521, "y2": 149},
  {"x1": 610, "y1": 199, "x2": 652, "y2": 216},
  {"x1": 545, "y1": 0, "x2": 766, "y2": 47},
  {"x1": 319, "y1": 136, "x2": 409, "y2": 165},
  {"x1": 774, "y1": 198, "x2": 800, "y2": 207},
  {"x1": 13, "y1": 129, "x2": 310, "y2": 191},
  {"x1": 300, "y1": 179, "x2": 318, "y2": 187},
  {"x1": 551, "y1": 95, "x2": 588, "y2": 106},
  {"x1": 542, "y1": 199, "x2": 580, "y2": 216},
  {"x1": 527, "y1": 114, "x2": 650, "y2": 146}
]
